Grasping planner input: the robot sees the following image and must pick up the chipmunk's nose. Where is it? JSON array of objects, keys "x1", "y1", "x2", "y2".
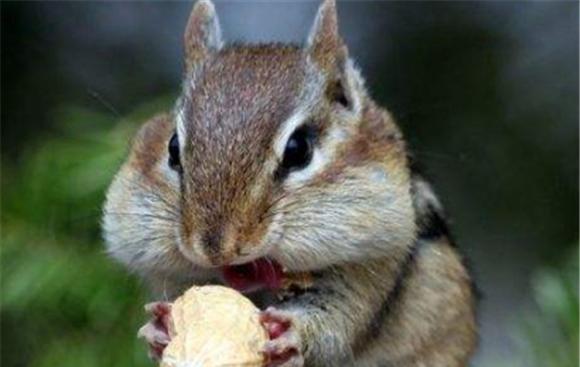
[
  {"x1": 200, "y1": 227, "x2": 238, "y2": 266},
  {"x1": 201, "y1": 229, "x2": 224, "y2": 265}
]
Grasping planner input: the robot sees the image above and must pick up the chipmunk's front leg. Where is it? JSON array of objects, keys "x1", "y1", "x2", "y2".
[{"x1": 261, "y1": 260, "x2": 401, "y2": 367}]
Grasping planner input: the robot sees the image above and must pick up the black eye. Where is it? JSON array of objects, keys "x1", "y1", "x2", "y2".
[
  {"x1": 168, "y1": 132, "x2": 181, "y2": 171},
  {"x1": 280, "y1": 126, "x2": 314, "y2": 174}
]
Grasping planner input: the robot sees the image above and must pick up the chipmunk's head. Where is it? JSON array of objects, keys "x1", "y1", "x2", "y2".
[{"x1": 104, "y1": 0, "x2": 415, "y2": 280}]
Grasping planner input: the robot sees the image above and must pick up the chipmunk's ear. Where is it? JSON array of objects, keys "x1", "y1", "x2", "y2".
[
  {"x1": 184, "y1": 0, "x2": 223, "y2": 72},
  {"x1": 307, "y1": 0, "x2": 361, "y2": 112},
  {"x1": 306, "y1": 0, "x2": 347, "y2": 70}
]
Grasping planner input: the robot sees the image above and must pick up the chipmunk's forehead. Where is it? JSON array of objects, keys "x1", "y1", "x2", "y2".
[{"x1": 178, "y1": 45, "x2": 325, "y2": 140}]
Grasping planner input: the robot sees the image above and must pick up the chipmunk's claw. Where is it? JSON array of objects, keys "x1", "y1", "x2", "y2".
[
  {"x1": 260, "y1": 307, "x2": 304, "y2": 367},
  {"x1": 138, "y1": 302, "x2": 172, "y2": 361}
]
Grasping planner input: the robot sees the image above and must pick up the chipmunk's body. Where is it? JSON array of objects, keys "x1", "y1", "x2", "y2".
[{"x1": 103, "y1": 1, "x2": 478, "y2": 366}]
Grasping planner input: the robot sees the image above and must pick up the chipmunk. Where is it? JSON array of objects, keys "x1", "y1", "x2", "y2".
[{"x1": 102, "y1": 0, "x2": 478, "y2": 366}]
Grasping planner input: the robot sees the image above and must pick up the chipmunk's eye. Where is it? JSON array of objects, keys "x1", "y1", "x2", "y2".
[
  {"x1": 280, "y1": 126, "x2": 314, "y2": 174},
  {"x1": 168, "y1": 132, "x2": 181, "y2": 172}
]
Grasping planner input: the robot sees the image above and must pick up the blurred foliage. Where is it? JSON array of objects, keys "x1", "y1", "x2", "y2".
[
  {"x1": 1, "y1": 101, "x2": 577, "y2": 366},
  {"x1": 520, "y1": 247, "x2": 578, "y2": 367},
  {"x1": 1, "y1": 100, "x2": 171, "y2": 367},
  {"x1": 485, "y1": 246, "x2": 579, "y2": 367}
]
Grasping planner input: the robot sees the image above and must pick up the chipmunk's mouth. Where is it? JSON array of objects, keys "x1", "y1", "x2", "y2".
[{"x1": 222, "y1": 258, "x2": 284, "y2": 294}]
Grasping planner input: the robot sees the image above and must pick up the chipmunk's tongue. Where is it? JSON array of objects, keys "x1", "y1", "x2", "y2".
[{"x1": 222, "y1": 258, "x2": 283, "y2": 293}]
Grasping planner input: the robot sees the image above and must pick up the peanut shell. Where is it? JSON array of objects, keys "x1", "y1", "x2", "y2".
[{"x1": 161, "y1": 285, "x2": 267, "y2": 367}]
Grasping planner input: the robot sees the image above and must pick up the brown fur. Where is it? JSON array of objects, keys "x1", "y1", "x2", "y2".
[
  {"x1": 132, "y1": 114, "x2": 174, "y2": 184},
  {"x1": 315, "y1": 102, "x2": 405, "y2": 185}
]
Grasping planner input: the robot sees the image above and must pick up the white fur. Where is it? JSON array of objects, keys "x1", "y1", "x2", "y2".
[
  {"x1": 192, "y1": 0, "x2": 223, "y2": 51},
  {"x1": 343, "y1": 58, "x2": 365, "y2": 116},
  {"x1": 175, "y1": 101, "x2": 188, "y2": 150},
  {"x1": 269, "y1": 165, "x2": 416, "y2": 271},
  {"x1": 273, "y1": 109, "x2": 308, "y2": 158}
]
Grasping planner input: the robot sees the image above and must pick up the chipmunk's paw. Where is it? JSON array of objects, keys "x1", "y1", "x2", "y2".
[
  {"x1": 260, "y1": 307, "x2": 304, "y2": 367},
  {"x1": 137, "y1": 302, "x2": 172, "y2": 361}
]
